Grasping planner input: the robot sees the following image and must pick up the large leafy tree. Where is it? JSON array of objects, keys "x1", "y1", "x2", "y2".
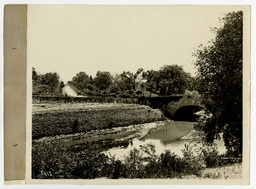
[
  {"x1": 142, "y1": 70, "x2": 159, "y2": 96},
  {"x1": 72, "y1": 72, "x2": 91, "y2": 92},
  {"x1": 32, "y1": 67, "x2": 39, "y2": 83},
  {"x1": 158, "y1": 65, "x2": 188, "y2": 95},
  {"x1": 94, "y1": 71, "x2": 113, "y2": 91},
  {"x1": 194, "y1": 11, "x2": 243, "y2": 157},
  {"x1": 40, "y1": 72, "x2": 60, "y2": 94},
  {"x1": 142, "y1": 65, "x2": 190, "y2": 96}
]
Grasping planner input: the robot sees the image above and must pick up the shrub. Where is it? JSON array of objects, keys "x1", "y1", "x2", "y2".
[
  {"x1": 32, "y1": 142, "x2": 216, "y2": 179},
  {"x1": 159, "y1": 150, "x2": 185, "y2": 178},
  {"x1": 181, "y1": 143, "x2": 205, "y2": 176},
  {"x1": 72, "y1": 151, "x2": 109, "y2": 179},
  {"x1": 202, "y1": 144, "x2": 220, "y2": 168},
  {"x1": 123, "y1": 148, "x2": 146, "y2": 178},
  {"x1": 32, "y1": 143, "x2": 75, "y2": 179}
]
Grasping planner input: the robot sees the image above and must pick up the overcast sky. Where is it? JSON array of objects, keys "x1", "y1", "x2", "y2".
[{"x1": 28, "y1": 5, "x2": 243, "y2": 83}]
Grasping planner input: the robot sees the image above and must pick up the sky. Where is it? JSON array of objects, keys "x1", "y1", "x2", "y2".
[{"x1": 28, "y1": 5, "x2": 244, "y2": 83}]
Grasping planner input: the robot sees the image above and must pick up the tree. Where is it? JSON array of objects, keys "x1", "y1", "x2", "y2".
[
  {"x1": 59, "y1": 81, "x2": 65, "y2": 89},
  {"x1": 72, "y1": 72, "x2": 90, "y2": 92},
  {"x1": 194, "y1": 11, "x2": 243, "y2": 157},
  {"x1": 40, "y1": 72, "x2": 60, "y2": 94},
  {"x1": 59, "y1": 81, "x2": 65, "y2": 93},
  {"x1": 158, "y1": 65, "x2": 188, "y2": 95},
  {"x1": 133, "y1": 68, "x2": 144, "y2": 90},
  {"x1": 109, "y1": 74, "x2": 121, "y2": 93},
  {"x1": 119, "y1": 68, "x2": 144, "y2": 92},
  {"x1": 32, "y1": 67, "x2": 39, "y2": 83},
  {"x1": 142, "y1": 70, "x2": 159, "y2": 96},
  {"x1": 119, "y1": 71, "x2": 134, "y2": 91},
  {"x1": 94, "y1": 71, "x2": 113, "y2": 91},
  {"x1": 186, "y1": 75, "x2": 200, "y2": 92}
]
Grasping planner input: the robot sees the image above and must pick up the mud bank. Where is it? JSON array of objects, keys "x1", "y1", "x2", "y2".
[
  {"x1": 32, "y1": 103, "x2": 166, "y2": 139},
  {"x1": 33, "y1": 120, "x2": 170, "y2": 152}
]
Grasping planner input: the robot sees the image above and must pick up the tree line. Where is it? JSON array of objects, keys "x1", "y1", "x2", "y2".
[{"x1": 32, "y1": 65, "x2": 198, "y2": 97}]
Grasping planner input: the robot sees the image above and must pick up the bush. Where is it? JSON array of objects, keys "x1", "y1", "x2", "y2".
[
  {"x1": 202, "y1": 144, "x2": 220, "y2": 168},
  {"x1": 158, "y1": 150, "x2": 185, "y2": 178},
  {"x1": 72, "y1": 152, "x2": 109, "y2": 179},
  {"x1": 181, "y1": 143, "x2": 205, "y2": 176},
  {"x1": 123, "y1": 148, "x2": 146, "y2": 178},
  {"x1": 32, "y1": 142, "x2": 212, "y2": 179},
  {"x1": 32, "y1": 143, "x2": 75, "y2": 179}
]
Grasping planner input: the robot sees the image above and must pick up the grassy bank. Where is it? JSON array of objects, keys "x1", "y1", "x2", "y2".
[{"x1": 32, "y1": 103, "x2": 165, "y2": 139}]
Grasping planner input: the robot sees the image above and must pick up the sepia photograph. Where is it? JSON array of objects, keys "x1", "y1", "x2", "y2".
[{"x1": 25, "y1": 4, "x2": 250, "y2": 183}]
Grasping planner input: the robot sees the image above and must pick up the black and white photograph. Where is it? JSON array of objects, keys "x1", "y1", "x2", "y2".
[{"x1": 26, "y1": 4, "x2": 250, "y2": 182}]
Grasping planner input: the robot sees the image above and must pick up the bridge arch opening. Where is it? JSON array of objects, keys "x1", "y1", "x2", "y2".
[{"x1": 174, "y1": 105, "x2": 203, "y2": 121}]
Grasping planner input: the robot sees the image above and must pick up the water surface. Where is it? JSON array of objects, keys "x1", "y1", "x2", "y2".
[
  {"x1": 106, "y1": 121, "x2": 196, "y2": 158},
  {"x1": 105, "y1": 121, "x2": 226, "y2": 159}
]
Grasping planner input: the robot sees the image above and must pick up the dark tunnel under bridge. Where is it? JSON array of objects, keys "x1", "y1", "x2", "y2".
[{"x1": 173, "y1": 105, "x2": 203, "y2": 121}]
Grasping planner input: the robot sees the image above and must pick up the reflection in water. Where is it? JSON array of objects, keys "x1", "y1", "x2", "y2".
[{"x1": 105, "y1": 121, "x2": 226, "y2": 159}]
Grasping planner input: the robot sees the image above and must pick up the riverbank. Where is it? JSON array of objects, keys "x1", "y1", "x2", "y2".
[
  {"x1": 33, "y1": 120, "x2": 170, "y2": 153},
  {"x1": 32, "y1": 103, "x2": 166, "y2": 139}
]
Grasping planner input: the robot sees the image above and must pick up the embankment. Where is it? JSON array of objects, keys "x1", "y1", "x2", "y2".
[{"x1": 32, "y1": 103, "x2": 166, "y2": 139}]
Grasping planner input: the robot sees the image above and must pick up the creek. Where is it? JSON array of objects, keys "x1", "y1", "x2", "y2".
[
  {"x1": 59, "y1": 120, "x2": 226, "y2": 159},
  {"x1": 105, "y1": 121, "x2": 226, "y2": 159}
]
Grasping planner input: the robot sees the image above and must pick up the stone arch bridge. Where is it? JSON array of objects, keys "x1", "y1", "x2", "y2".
[{"x1": 138, "y1": 94, "x2": 204, "y2": 121}]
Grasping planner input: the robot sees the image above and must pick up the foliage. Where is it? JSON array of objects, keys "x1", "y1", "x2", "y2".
[
  {"x1": 158, "y1": 65, "x2": 189, "y2": 95},
  {"x1": 123, "y1": 148, "x2": 146, "y2": 178},
  {"x1": 119, "y1": 68, "x2": 144, "y2": 91},
  {"x1": 186, "y1": 75, "x2": 200, "y2": 91},
  {"x1": 94, "y1": 71, "x2": 113, "y2": 91},
  {"x1": 181, "y1": 143, "x2": 205, "y2": 176},
  {"x1": 40, "y1": 72, "x2": 60, "y2": 93},
  {"x1": 32, "y1": 142, "x2": 208, "y2": 179},
  {"x1": 72, "y1": 72, "x2": 91, "y2": 92},
  {"x1": 32, "y1": 143, "x2": 75, "y2": 179},
  {"x1": 193, "y1": 11, "x2": 243, "y2": 157},
  {"x1": 142, "y1": 65, "x2": 193, "y2": 96},
  {"x1": 201, "y1": 144, "x2": 220, "y2": 168},
  {"x1": 59, "y1": 81, "x2": 65, "y2": 89},
  {"x1": 72, "y1": 151, "x2": 110, "y2": 179},
  {"x1": 32, "y1": 67, "x2": 39, "y2": 83},
  {"x1": 33, "y1": 84, "x2": 51, "y2": 94},
  {"x1": 142, "y1": 70, "x2": 159, "y2": 96},
  {"x1": 32, "y1": 138, "x2": 238, "y2": 179},
  {"x1": 32, "y1": 68, "x2": 61, "y2": 95},
  {"x1": 32, "y1": 105, "x2": 164, "y2": 139},
  {"x1": 67, "y1": 65, "x2": 196, "y2": 97}
]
